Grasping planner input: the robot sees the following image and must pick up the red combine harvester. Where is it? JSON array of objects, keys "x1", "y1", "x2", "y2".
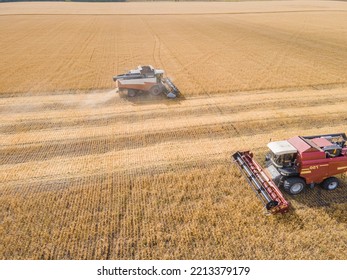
[{"x1": 233, "y1": 133, "x2": 347, "y2": 214}]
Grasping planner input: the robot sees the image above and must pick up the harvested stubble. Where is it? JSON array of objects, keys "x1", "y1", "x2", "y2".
[
  {"x1": 0, "y1": 1, "x2": 347, "y2": 260},
  {"x1": 1, "y1": 86, "x2": 347, "y2": 259}
]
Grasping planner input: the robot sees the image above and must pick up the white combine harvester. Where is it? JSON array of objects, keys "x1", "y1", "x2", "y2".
[{"x1": 113, "y1": 65, "x2": 180, "y2": 98}]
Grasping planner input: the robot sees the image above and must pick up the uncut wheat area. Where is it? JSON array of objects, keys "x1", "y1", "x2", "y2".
[{"x1": 0, "y1": 1, "x2": 347, "y2": 260}]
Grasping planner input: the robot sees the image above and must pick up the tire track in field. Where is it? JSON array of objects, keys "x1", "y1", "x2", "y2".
[
  {"x1": 2, "y1": 97, "x2": 347, "y2": 147},
  {"x1": 1, "y1": 109, "x2": 347, "y2": 165},
  {"x1": 2, "y1": 160, "x2": 346, "y2": 208},
  {"x1": 1, "y1": 93, "x2": 346, "y2": 134},
  {"x1": 1, "y1": 86, "x2": 347, "y2": 181}
]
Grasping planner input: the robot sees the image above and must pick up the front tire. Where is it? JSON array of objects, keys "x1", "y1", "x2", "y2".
[
  {"x1": 127, "y1": 89, "x2": 137, "y2": 97},
  {"x1": 321, "y1": 177, "x2": 339, "y2": 190},
  {"x1": 283, "y1": 177, "x2": 305, "y2": 195},
  {"x1": 150, "y1": 85, "x2": 163, "y2": 96}
]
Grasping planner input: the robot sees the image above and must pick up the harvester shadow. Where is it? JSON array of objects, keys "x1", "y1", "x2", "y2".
[
  {"x1": 119, "y1": 91, "x2": 186, "y2": 106},
  {"x1": 288, "y1": 180, "x2": 347, "y2": 224}
]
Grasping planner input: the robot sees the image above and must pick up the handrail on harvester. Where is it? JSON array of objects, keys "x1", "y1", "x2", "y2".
[{"x1": 232, "y1": 151, "x2": 290, "y2": 214}]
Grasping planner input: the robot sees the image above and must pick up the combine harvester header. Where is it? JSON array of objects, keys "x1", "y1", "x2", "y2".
[
  {"x1": 233, "y1": 151, "x2": 290, "y2": 214},
  {"x1": 233, "y1": 133, "x2": 347, "y2": 214}
]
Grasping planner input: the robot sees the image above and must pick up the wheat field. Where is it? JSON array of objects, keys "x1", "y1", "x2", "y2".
[{"x1": 0, "y1": 1, "x2": 347, "y2": 260}]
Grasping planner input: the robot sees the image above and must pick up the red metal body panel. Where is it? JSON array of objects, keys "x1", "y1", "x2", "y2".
[
  {"x1": 288, "y1": 136, "x2": 313, "y2": 153},
  {"x1": 300, "y1": 158, "x2": 330, "y2": 183},
  {"x1": 289, "y1": 137, "x2": 347, "y2": 184},
  {"x1": 117, "y1": 81, "x2": 156, "y2": 92},
  {"x1": 300, "y1": 151, "x2": 325, "y2": 161},
  {"x1": 311, "y1": 138, "x2": 332, "y2": 147}
]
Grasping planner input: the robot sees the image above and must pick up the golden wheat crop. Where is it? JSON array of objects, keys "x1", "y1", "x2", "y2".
[
  {"x1": 0, "y1": 2, "x2": 347, "y2": 95},
  {"x1": 0, "y1": 1, "x2": 347, "y2": 260}
]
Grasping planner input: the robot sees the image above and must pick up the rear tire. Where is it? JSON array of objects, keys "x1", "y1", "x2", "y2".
[
  {"x1": 127, "y1": 89, "x2": 137, "y2": 97},
  {"x1": 321, "y1": 177, "x2": 339, "y2": 190},
  {"x1": 283, "y1": 177, "x2": 305, "y2": 195},
  {"x1": 150, "y1": 85, "x2": 163, "y2": 96}
]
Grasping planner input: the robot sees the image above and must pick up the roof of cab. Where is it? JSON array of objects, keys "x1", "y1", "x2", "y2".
[{"x1": 267, "y1": 140, "x2": 297, "y2": 155}]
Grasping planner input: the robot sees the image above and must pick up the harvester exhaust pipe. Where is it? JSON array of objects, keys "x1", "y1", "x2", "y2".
[{"x1": 232, "y1": 151, "x2": 290, "y2": 214}]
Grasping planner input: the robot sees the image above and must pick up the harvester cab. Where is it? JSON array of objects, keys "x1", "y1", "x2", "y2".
[
  {"x1": 233, "y1": 133, "x2": 347, "y2": 215},
  {"x1": 113, "y1": 65, "x2": 180, "y2": 98},
  {"x1": 264, "y1": 140, "x2": 300, "y2": 189}
]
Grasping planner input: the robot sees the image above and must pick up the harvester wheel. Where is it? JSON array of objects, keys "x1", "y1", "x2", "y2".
[
  {"x1": 321, "y1": 177, "x2": 339, "y2": 190},
  {"x1": 127, "y1": 89, "x2": 137, "y2": 97},
  {"x1": 283, "y1": 177, "x2": 305, "y2": 195},
  {"x1": 150, "y1": 85, "x2": 162, "y2": 96}
]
